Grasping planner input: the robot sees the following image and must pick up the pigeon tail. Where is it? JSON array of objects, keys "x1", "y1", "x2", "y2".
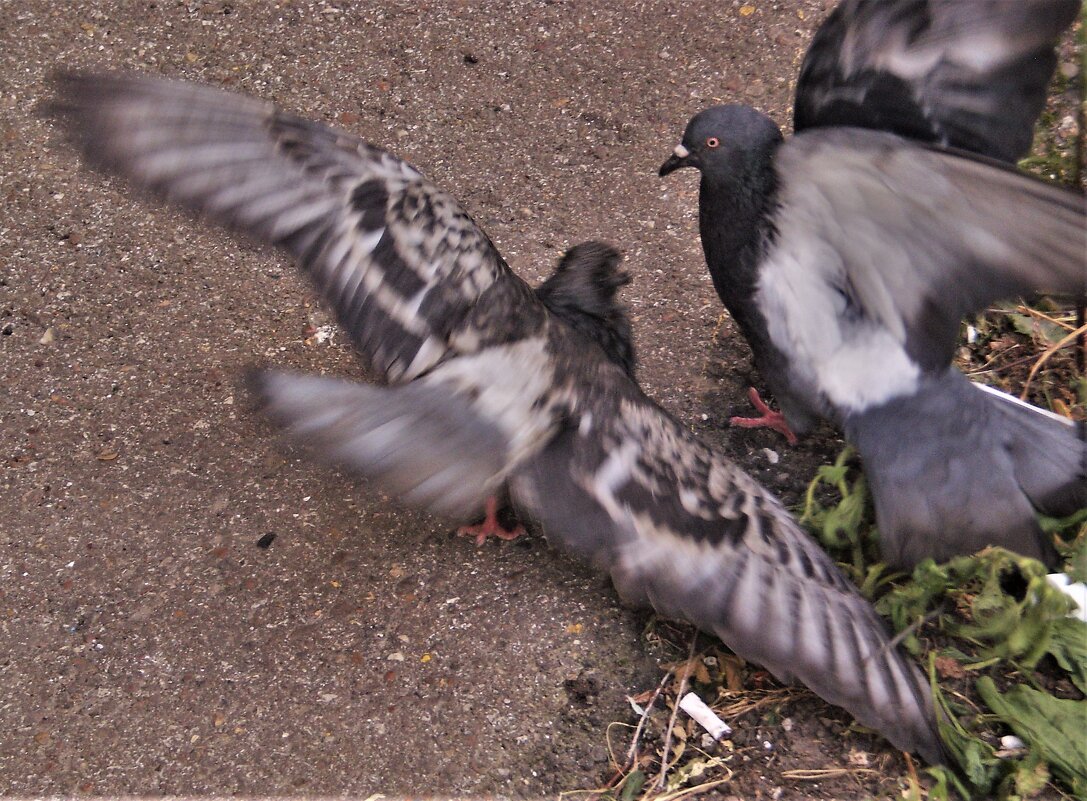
[{"x1": 845, "y1": 370, "x2": 1085, "y2": 570}]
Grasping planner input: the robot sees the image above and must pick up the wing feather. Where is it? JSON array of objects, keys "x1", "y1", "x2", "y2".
[
  {"x1": 49, "y1": 71, "x2": 541, "y2": 383},
  {"x1": 760, "y1": 129, "x2": 1085, "y2": 412},
  {"x1": 510, "y1": 386, "x2": 943, "y2": 763},
  {"x1": 794, "y1": 0, "x2": 1081, "y2": 162}
]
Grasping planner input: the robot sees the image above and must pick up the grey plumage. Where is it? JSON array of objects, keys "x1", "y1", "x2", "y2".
[
  {"x1": 660, "y1": 0, "x2": 1086, "y2": 569},
  {"x1": 793, "y1": 0, "x2": 1082, "y2": 162},
  {"x1": 847, "y1": 373, "x2": 1082, "y2": 567},
  {"x1": 52, "y1": 71, "x2": 944, "y2": 763}
]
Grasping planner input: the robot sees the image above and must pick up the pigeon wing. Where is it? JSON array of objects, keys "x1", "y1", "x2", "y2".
[
  {"x1": 510, "y1": 384, "x2": 943, "y2": 764},
  {"x1": 757, "y1": 129, "x2": 1084, "y2": 415},
  {"x1": 254, "y1": 349, "x2": 944, "y2": 763},
  {"x1": 793, "y1": 0, "x2": 1081, "y2": 162},
  {"x1": 49, "y1": 71, "x2": 544, "y2": 384},
  {"x1": 249, "y1": 370, "x2": 512, "y2": 518}
]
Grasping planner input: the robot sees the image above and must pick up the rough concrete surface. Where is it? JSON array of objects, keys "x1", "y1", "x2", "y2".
[{"x1": 1, "y1": 1, "x2": 871, "y2": 797}]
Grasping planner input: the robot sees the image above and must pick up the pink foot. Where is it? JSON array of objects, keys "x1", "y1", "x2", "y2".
[
  {"x1": 457, "y1": 496, "x2": 525, "y2": 546},
  {"x1": 729, "y1": 387, "x2": 799, "y2": 445}
]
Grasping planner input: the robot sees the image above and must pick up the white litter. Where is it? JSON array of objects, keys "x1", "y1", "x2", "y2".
[{"x1": 678, "y1": 692, "x2": 731, "y2": 740}]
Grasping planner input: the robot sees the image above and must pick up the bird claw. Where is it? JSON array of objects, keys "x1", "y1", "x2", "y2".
[
  {"x1": 456, "y1": 497, "x2": 525, "y2": 546},
  {"x1": 729, "y1": 387, "x2": 799, "y2": 445}
]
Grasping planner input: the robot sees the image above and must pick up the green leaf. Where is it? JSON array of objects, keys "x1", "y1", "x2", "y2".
[
  {"x1": 1048, "y1": 618, "x2": 1087, "y2": 694},
  {"x1": 1005, "y1": 312, "x2": 1067, "y2": 347},
  {"x1": 618, "y1": 769, "x2": 645, "y2": 801},
  {"x1": 1006, "y1": 750, "x2": 1051, "y2": 799},
  {"x1": 977, "y1": 677, "x2": 1087, "y2": 798}
]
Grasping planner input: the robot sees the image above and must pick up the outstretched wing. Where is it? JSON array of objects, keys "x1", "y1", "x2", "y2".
[
  {"x1": 794, "y1": 0, "x2": 1081, "y2": 162},
  {"x1": 49, "y1": 71, "x2": 545, "y2": 383},
  {"x1": 249, "y1": 343, "x2": 942, "y2": 762},
  {"x1": 247, "y1": 331, "x2": 575, "y2": 520},
  {"x1": 509, "y1": 384, "x2": 942, "y2": 763},
  {"x1": 759, "y1": 128, "x2": 1085, "y2": 414}
]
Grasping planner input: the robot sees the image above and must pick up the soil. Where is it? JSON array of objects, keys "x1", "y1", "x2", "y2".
[{"x1": 0, "y1": 2, "x2": 1080, "y2": 799}]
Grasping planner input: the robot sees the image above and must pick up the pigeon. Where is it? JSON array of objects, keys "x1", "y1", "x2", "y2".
[
  {"x1": 459, "y1": 241, "x2": 636, "y2": 545},
  {"x1": 51, "y1": 71, "x2": 944, "y2": 763},
  {"x1": 659, "y1": 0, "x2": 1086, "y2": 569},
  {"x1": 793, "y1": 0, "x2": 1082, "y2": 163},
  {"x1": 456, "y1": 239, "x2": 637, "y2": 541}
]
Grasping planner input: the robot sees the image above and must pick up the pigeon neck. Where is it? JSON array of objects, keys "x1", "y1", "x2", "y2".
[{"x1": 696, "y1": 147, "x2": 778, "y2": 315}]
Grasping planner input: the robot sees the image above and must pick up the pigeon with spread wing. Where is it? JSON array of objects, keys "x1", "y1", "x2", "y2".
[
  {"x1": 51, "y1": 71, "x2": 943, "y2": 763},
  {"x1": 660, "y1": 0, "x2": 1086, "y2": 569}
]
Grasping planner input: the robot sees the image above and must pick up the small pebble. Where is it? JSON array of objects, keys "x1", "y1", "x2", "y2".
[{"x1": 1001, "y1": 735, "x2": 1025, "y2": 750}]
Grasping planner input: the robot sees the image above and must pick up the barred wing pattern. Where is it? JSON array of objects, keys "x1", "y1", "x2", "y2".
[
  {"x1": 50, "y1": 71, "x2": 542, "y2": 384},
  {"x1": 511, "y1": 373, "x2": 942, "y2": 764}
]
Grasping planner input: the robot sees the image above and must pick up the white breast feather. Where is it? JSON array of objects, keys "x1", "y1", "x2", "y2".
[{"x1": 423, "y1": 337, "x2": 561, "y2": 464}]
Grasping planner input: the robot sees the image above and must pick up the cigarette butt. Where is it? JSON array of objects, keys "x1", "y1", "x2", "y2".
[{"x1": 679, "y1": 692, "x2": 731, "y2": 739}]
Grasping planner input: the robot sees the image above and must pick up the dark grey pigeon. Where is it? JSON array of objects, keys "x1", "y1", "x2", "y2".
[
  {"x1": 51, "y1": 71, "x2": 943, "y2": 763},
  {"x1": 660, "y1": 0, "x2": 1086, "y2": 569}
]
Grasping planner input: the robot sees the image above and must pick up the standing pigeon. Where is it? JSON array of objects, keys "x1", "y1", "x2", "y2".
[
  {"x1": 659, "y1": 0, "x2": 1086, "y2": 569},
  {"x1": 51, "y1": 71, "x2": 944, "y2": 763}
]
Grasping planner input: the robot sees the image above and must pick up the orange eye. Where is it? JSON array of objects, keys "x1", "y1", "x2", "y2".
[{"x1": 706, "y1": 136, "x2": 720, "y2": 148}]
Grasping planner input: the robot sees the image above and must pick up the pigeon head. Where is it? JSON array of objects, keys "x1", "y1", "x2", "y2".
[
  {"x1": 535, "y1": 241, "x2": 636, "y2": 378},
  {"x1": 659, "y1": 105, "x2": 783, "y2": 182}
]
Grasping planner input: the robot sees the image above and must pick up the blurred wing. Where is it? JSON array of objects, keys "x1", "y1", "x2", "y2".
[
  {"x1": 249, "y1": 335, "x2": 569, "y2": 518},
  {"x1": 794, "y1": 0, "x2": 1081, "y2": 162},
  {"x1": 50, "y1": 71, "x2": 544, "y2": 383},
  {"x1": 759, "y1": 128, "x2": 1085, "y2": 412},
  {"x1": 250, "y1": 370, "x2": 508, "y2": 517},
  {"x1": 510, "y1": 390, "x2": 943, "y2": 764}
]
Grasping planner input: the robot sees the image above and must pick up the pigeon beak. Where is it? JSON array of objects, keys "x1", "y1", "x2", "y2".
[{"x1": 659, "y1": 144, "x2": 694, "y2": 176}]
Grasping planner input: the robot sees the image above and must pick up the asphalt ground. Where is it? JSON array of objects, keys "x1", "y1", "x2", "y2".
[{"x1": 2, "y1": 1, "x2": 908, "y2": 796}]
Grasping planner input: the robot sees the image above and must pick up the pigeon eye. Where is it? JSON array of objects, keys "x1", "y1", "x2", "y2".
[{"x1": 706, "y1": 136, "x2": 720, "y2": 148}]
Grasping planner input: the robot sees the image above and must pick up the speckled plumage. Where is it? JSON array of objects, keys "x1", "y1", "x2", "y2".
[{"x1": 52, "y1": 70, "x2": 943, "y2": 763}]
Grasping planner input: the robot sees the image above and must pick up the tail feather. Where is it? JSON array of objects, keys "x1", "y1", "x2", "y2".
[
  {"x1": 975, "y1": 383, "x2": 1087, "y2": 515},
  {"x1": 846, "y1": 370, "x2": 1084, "y2": 569}
]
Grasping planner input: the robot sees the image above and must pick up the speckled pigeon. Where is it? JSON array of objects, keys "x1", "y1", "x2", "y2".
[
  {"x1": 660, "y1": 0, "x2": 1086, "y2": 569},
  {"x1": 52, "y1": 71, "x2": 944, "y2": 763},
  {"x1": 459, "y1": 239, "x2": 636, "y2": 544}
]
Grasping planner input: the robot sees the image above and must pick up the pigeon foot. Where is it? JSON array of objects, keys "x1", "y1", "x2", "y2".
[
  {"x1": 457, "y1": 496, "x2": 525, "y2": 546},
  {"x1": 729, "y1": 387, "x2": 799, "y2": 445}
]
